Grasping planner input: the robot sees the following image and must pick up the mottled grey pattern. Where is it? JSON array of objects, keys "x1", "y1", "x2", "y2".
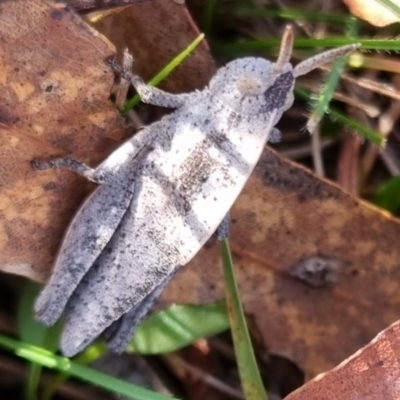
[{"x1": 33, "y1": 29, "x2": 359, "y2": 356}]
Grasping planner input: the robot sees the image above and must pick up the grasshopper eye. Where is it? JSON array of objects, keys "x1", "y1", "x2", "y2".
[
  {"x1": 236, "y1": 74, "x2": 264, "y2": 96},
  {"x1": 262, "y1": 71, "x2": 295, "y2": 112}
]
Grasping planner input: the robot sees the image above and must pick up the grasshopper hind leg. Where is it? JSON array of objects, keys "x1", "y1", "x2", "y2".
[{"x1": 105, "y1": 267, "x2": 179, "y2": 353}]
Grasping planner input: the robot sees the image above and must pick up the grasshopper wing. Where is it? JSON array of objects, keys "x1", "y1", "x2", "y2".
[
  {"x1": 105, "y1": 268, "x2": 177, "y2": 353},
  {"x1": 35, "y1": 172, "x2": 136, "y2": 326},
  {"x1": 60, "y1": 185, "x2": 182, "y2": 356}
]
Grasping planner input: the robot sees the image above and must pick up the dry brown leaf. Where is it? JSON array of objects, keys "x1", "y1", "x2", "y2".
[
  {"x1": 343, "y1": 0, "x2": 400, "y2": 26},
  {"x1": 90, "y1": 0, "x2": 216, "y2": 92},
  {"x1": 284, "y1": 319, "x2": 400, "y2": 399},
  {"x1": 162, "y1": 146, "x2": 400, "y2": 379},
  {"x1": 0, "y1": 0, "x2": 128, "y2": 280}
]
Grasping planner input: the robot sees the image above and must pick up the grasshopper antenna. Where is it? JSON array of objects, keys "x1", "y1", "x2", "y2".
[
  {"x1": 293, "y1": 43, "x2": 361, "y2": 77},
  {"x1": 273, "y1": 25, "x2": 294, "y2": 72}
]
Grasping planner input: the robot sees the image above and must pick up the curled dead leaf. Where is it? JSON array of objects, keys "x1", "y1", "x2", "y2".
[
  {"x1": 285, "y1": 319, "x2": 400, "y2": 399},
  {"x1": 343, "y1": 0, "x2": 400, "y2": 26}
]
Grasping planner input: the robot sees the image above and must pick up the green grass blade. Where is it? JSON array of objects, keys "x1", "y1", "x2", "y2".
[
  {"x1": 0, "y1": 334, "x2": 179, "y2": 400},
  {"x1": 215, "y1": 37, "x2": 400, "y2": 55},
  {"x1": 122, "y1": 33, "x2": 205, "y2": 112},
  {"x1": 293, "y1": 37, "x2": 400, "y2": 50},
  {"x1": 42, "y1": 343, "x2": 107, "y2": 400},
  {"x1": 18, "y1": 282, "x2": 63, "y2": 400},
  {"x1": 307, "y1": 17, "x2": 359, "y2": 133},
  {"x1": 376, "y1": 0, "x2": 400, "y2": 15},
  {"x1": 235, "y1": 6, "x2": 354, "y2": 24},
  {"x1": 26, "y1": 363, "x2": 41, "y2": 400},
  {"x1": 373, "y1": 176, "x2": 400, "y2": 214},
  {"x1": 129, "y1": 302, "x2": 229, "y2": 354},
  {"x1": 202, "y1": 0, "x2": 217, "y2": 35},
  {"x1": 18, "y1": 282, "x2": 62, "y2": 352},
  {"x1": 220, "y1": 239, "x2": 268, "y2": 400},
  {"x1": 328, "y1": 108, "x2": 385, "y2": 146},
  {"x1": 306, "y1": 55, "x2": 349, "y2": 133},
  {"x1": 295, "y1": 87, "x2": 385, "y2": 146}
]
